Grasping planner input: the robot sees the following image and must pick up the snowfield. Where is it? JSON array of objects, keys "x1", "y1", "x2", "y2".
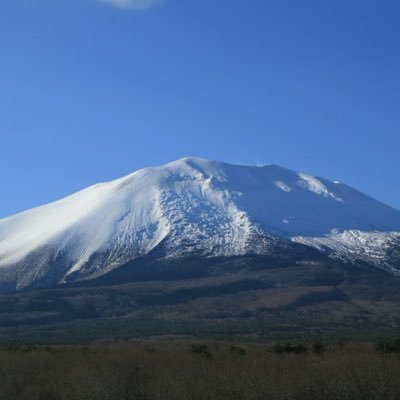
[{"x1": 1, "y1": 157, "x2": 400, "y2": 289}]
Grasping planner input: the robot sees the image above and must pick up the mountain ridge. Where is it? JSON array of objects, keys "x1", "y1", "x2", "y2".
[{"x1": 1, "y1": 157, "x2": 400, "y2": 291}]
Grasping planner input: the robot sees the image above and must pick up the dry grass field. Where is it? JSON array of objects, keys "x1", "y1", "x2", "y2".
[{"x1": 0, "y1": 341, "x2": 399, "y2": 400}]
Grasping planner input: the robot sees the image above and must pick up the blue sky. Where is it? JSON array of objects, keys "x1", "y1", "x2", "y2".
[{"x1": 1, "y1": 0, "x2": 399, "y2": 217}]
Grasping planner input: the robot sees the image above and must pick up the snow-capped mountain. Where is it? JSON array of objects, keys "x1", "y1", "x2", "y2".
[{"x1": 1, "y1": 157, "x2": 400, "y2": 290}]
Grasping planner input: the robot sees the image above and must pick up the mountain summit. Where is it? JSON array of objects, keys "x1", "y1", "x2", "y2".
[{"x1": 1, "y1": 157, "x2": 400, "y2": 290}]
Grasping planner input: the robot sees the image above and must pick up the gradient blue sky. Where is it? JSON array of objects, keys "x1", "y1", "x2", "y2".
[{"x1": 1, "y1": 0, "x2": 399, "y2": 218}]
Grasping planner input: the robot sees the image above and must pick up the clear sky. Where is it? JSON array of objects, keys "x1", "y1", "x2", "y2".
[{"x1": 1, "y1": 0, "x2": 399, "y2": 218}]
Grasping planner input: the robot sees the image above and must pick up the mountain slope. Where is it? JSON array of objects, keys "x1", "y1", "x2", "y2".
[{"x1": 1, "y1": 157, "x2": 400, "y2": 290}]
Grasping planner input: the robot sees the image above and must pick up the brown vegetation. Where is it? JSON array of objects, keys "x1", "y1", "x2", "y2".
[
  {"x1": 0, "y1": 341, "x2": 399, "y2": 400},
  {"x1": 2, "y1": 259, "x2": 400, "y2": 343}
]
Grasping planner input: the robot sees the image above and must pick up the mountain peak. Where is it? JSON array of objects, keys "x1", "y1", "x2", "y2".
[{"x1": 1, "y1": 157, "x2": 400, "y2": 290}]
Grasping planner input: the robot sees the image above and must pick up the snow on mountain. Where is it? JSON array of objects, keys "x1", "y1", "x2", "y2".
[
  {"x1": 1, "y1": 157, "x2": 400, "y2": 290},
  {"x1": 293, "y1": 230, "x2": 400, "y2": 274}
]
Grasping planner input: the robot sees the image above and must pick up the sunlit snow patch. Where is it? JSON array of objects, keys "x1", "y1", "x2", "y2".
[
  {"x1": 297, "y1": 173, "x2": 343, "y2": 202},
  {"x1": 274, "y1": 181, "x2": 292, "y2": 192}
]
